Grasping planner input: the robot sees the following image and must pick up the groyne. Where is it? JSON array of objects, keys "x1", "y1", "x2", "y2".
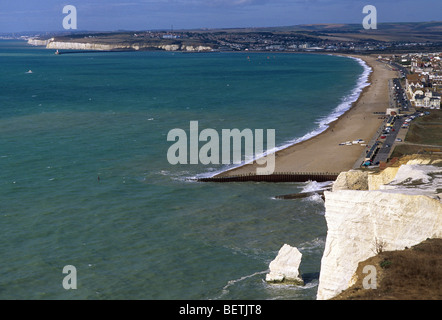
[{"x1": 197, "y1": 172, "x2": 339, "y2": 183}]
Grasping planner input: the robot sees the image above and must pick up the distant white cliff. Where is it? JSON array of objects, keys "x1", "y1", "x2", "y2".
[
  {"x1": 46, "y1": 41, "x2": 117, "y2": 51},
  {"x1": 27, "y1": 38, "x2": 213, "y2": 52},
  {"x1": 27, "y1": 38, "x2": 50, "y2": 46},
  {"x1": 317, "y1": 156, "x2": 442, "y2": 300}
]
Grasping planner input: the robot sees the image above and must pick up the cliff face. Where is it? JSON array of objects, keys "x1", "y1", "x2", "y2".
[
  {"x1": 46, "y1": 41, "x2": 117, "y2": 51},
  {"x1": 27, "y1": 38, "x2": 50, "y2": 46},
  {"x1": 28, "y1": 38, "x2": 213, "y2": 52},
  {"x1": 317, "y1": 156, "x2": 442, "y2": 300}
]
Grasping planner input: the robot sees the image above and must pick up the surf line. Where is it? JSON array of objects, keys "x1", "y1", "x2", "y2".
[{"x1": 167, "y1": 120, "x2": 276, "y2": 175}]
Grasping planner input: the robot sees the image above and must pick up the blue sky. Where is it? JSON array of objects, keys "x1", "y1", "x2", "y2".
[{"x1": 1, "y1": 0, "x2": 441, "y2": 32}]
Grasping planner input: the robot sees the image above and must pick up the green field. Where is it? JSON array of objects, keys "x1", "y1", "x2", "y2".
[
  {"x1": 391, "y1": 109, "x2": 442, "y2": 158},
  {"x1": 406, "y1": 109, "x2": 442, "y2": 145}
]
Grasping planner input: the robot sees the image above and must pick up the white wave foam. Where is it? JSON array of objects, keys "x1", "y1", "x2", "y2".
[
  {"x1": 304, "y1": 193, "x2": 324, "y2": 203},
  {"x1": 264, "y1": 278, "x2": 319, "y2": 292},
  {"x1": 301, "y1": 180, "x2": 333, "y2": 193},
  {"x1": 215, "y1": 270, "x2": 269, "y2": 299},
  {"x1": 298, "y1": 237, "x2": 326, "y2": 253},
  {"x1": 155, "y1": 169, "x2": 198, "y2": 182},
  {"x1": 276, "y1": 55, "x2": 371, "y2": 149}
]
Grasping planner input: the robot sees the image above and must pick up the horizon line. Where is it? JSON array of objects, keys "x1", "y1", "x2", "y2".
[{"x1": 3, "y1": 20, "x2": 442, "y2": 35}]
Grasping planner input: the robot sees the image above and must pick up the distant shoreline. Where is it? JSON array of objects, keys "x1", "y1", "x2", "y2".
[
  {"x1": 24, "y1": 38, "x2": 397, "y2": 177},
  {"x1": 213, "y1": 53, "x2": 397, "y2": 178}
]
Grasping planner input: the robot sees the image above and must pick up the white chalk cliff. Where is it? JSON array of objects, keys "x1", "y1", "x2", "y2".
[
  {"x1": 27, "y1": 38, "x2": 50, "y2": 46},
  {"x1": 266, "y1": 244, "x2": 303, "y2": 285},
  {"x1": 28, "y1": 38, "x2": 212, "y2": 52},
  {"x1": 317, "y1": 156, "x2": 442, "y2": 300}
]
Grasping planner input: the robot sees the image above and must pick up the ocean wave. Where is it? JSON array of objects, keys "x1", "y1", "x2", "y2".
[
  {"x1": 195, "y1": 55, "x2": 372, "y2": 179},
  {"x1": 298, "y1": 237, "x2": 326, "y2": 253},
  {"x1": 300, "y1": 180, "x2": 331, "y2": 204},
  {"x1": 276, "y1": 55, "x2": 371, "y2": 149},
  {"x1": 304, "y1": 193, "x2": 324, "y2": 203},
  {"x1": 301, "y1": 180, "x2": 333, "y2": 193},
  {"x1": 215, "y1": 270, "x2": 269, "y2": 299},
  {"x1": 264, "y1": 278, "x2": 319, "y2": 293},
  {"x1": 155, "y1": 169, "x2": 199, "y2": 182}
]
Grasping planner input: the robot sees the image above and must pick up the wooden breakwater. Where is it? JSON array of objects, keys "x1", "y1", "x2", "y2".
[{"x1": 197, "y1": 172, "x2": 340, "y2": 183}]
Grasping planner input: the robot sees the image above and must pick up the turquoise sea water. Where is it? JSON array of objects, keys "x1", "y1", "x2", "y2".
[{"x1": 0, "y1": 41, "x2": 367, "y2": 299}]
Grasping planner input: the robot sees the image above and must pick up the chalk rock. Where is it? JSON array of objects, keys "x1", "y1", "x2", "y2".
[
  {"x1": 27, "y1": 38, "x2": 50, "y2": 46},
  {"x1": 182, "y1": 45, "x2": 212, "y2": 52},
  {"x1": 318, "y1": 161, "x2": 442, "y2": 300},
  {"x1": 265, "y1": 244, "x2": 304, "y2": 285},
  {"x1": 159, "y1": 44, "x2": 180, "y2": 51},
  {"x1": 317, "y1": 188, "x2": 442, "y2": 300},
  {"x1": 47, "y1": 41, "x2": 118, "y2": 51},
  {"x1": 332, "y1": 170, "x2": 369, "y2": 191}
]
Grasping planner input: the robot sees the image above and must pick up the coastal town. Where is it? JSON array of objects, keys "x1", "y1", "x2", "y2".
[
  {"x1": 24, "y1": 30, "x2": 442, "y2": 54},
  {"x1": 2, "y1": 20, "x2": 441, "y2": 301},
  {"x1": 2, "y1": 0, "x2": 442, "y2": 304},
  {"x1": 16, "y1": 21, "x2": 442, "y2": 54},
  {"x1": 356, "y1": 52, "x2": 441, "y2": 168},
  {"x1": 20, "y1": 25, "x2": 442, "y2": 176}
]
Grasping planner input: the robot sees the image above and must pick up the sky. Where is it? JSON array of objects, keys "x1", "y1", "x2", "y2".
[{"x1": 0, "y1": 0, "x2": 441, "y2": 33}]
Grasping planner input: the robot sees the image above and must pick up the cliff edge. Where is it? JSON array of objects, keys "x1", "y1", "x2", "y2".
[
  {"x1": 27, "y1": 37, "x2": 213, "y2": 52},
  {"x1": 317, "y1": 155, "x2": 442, "y2": 300}
]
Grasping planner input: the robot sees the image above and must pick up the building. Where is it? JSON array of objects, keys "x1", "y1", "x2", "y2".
[{"x1": 413, "y1": 90, "x2": 441, "y2": 108}]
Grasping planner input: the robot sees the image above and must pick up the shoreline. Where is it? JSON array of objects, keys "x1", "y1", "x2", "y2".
[{"x1": 214, "y1": 53, "x2": 397, "y2": 178}]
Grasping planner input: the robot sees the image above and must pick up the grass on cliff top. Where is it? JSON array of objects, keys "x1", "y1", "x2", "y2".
[
  {"x1": 390, "y1": 144, "x2": 429, "y2": 158},
  {"x1": 406, "y1": 109, "x2": 442, "y2": 146},
  {"x1": 332, "y1": 238, "x2": 442, "y2": 300},
  {"x1": 390, "y1": 109, "x2": 442, "y2": 158}
]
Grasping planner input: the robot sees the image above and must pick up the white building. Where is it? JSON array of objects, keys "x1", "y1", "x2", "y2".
[{"x1": 414, "y1": 90, "x2": 441, "y2": 108}]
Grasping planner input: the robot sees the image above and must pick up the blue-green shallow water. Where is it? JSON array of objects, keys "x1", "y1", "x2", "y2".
[{"x1": 0, "y1": 41, "x2": 366, "y2": 299}]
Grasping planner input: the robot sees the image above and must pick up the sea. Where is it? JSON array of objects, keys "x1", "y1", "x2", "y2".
[{"x1": 0, "y1": 40, "x2": 369, "y2": 300}]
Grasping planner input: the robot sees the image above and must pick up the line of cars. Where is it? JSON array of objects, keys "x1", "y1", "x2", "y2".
[
  {"x1": 392, "y1": 78, "x2": 411, "y2": 112},
  {"x1": 363, "y1": 111, "x2": 431, "y2": 167},
  {"x1": 402, "y1": 111, "x2": 430, "y2": 129},
  {"x1": 362, "y1": 114, "x2": 404, "y2": 167}
]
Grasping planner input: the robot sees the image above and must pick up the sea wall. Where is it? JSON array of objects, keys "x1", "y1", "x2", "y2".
[{"x1": 317, "y1": 156, "x2": 442, "y2": 300}]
